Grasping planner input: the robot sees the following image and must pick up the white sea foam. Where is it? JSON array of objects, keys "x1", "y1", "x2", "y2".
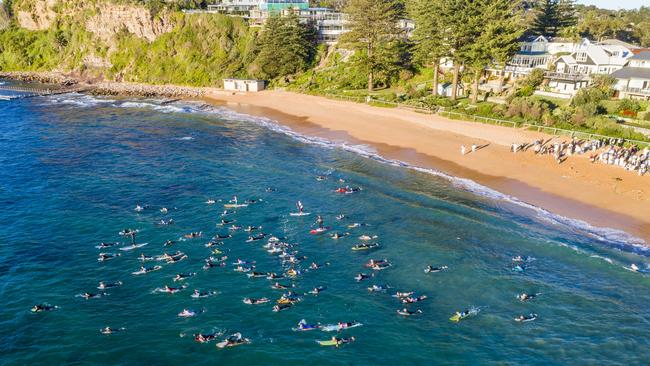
[
  {"x1": 204, "y1": 105, "x2": 648, "y2": 251},
  {"x1": 48, "y1": 95, "x2": 648, "y2": 252}
]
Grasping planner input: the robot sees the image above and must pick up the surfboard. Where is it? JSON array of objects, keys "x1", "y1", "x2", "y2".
[
  {"x1": 310, "y1": 227, "x2": 330, "y2": 235},
  {"x1": 316, "y1": 340, "x2": 338, "y2": 346},
  {"x1": 224, "y1": 204, "x2": 248, "y2": 208},
  {"x1": 289, "y1": 212, "x2": 311, "y2": 216}
]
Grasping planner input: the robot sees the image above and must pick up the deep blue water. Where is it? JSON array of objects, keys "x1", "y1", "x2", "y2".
[{"x1": 1, "y1": 85, "x2": 649, "y2": 365}]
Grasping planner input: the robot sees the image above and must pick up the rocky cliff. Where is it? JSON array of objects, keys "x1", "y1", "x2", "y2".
[{"x1": 0, "y1": 0, "x2": 257, "y2": 86}]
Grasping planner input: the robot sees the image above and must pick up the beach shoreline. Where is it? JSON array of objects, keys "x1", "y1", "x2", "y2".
[
  {"x1": 207, "y1": 90, "x2": 650, "y2": 244},
  {"x1": 2, "y1": 71, "x2": 648, "y2": 243}
]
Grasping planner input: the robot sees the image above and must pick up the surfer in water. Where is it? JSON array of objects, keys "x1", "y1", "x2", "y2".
[{"x1": 316, "y1": 215, "x2": 324, "y2": 229}]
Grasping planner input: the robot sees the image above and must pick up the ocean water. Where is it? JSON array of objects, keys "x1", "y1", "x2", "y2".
[{"x1": 1, "y1": 84, "x2": 649, "y2": 365}]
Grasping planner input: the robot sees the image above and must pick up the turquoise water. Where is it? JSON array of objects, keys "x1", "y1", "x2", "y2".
[{"x1": 1, "y1": 85, "x2": 649, "y2": 365}]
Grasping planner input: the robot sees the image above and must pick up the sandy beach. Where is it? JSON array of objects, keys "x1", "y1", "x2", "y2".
[{"x1": 208, "y1": 90, "x2": 650, "y2": 242}]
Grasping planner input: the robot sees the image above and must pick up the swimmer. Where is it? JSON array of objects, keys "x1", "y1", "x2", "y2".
[
  {"x1": 307, "y1": 286, "x2": 326, "y2": 295},
  {"x1": 514, "y1": 313, "x2": 538, "y2": 322},
  {"x1": 31, "y1": 304, "x2": 58, "y2": 313},
  {"x1": 336, "y1": 214, "x2": 346, "y2": 220},
  {"x1": 368, "y1": 284, "x2": 391, "y2": 292},
  {"x1": 517, "y1": 293, "x2": 540, "y2": 302},
  {"x1": 271, "y1": 282, "x2": 292, "y2": 290},
  {"x1": 101, "y1": 326, "x2": 125, "y2": 335},
  {"x1": 295, "y1": 319, "x2": 320, "y2": 331},
  {"x1": 78, "y1": 292, "x2": 107, "y2": 300},
  {"x1": 273, "y1": 303, "x2": 292, "y2": 312},
  {"x1": 397, "y1": 308, "x2": 422, "y2": 316},
  {"x1": 330, "y1": 232, "x2": 349, "y2": 240},
  {"x1": 191, "y1": 289, "x2": 217, "y2": 299},
  {"x1": 178, "y1": 309, "x2": 202, "y2": 318},
  {"x1": 309, "y1": 262, "x2": 329, "y2": 270},
  {"x1": 392, "y1": 292, "x2": 414, "y2": 299},
  {"x1": 194, "y1": 333, "x2": 218, "y2": 343},
  {"x1": 243, "y1": 297, "x2": 270, "y2": 305},
  {"x1": 164, "y1": 240, "x2": 176, "y2": 247},
  {"x1": 138, "y1": 253, "x2": 154, "y2": 261},
  {"x1": 97, "y1": 281, "x2": 122, "y2": 290},
  {"x1": 95, "y1": 242, "x2": 119, "y2": 249},
  {"x1": 98, "y1": 253, "x2": 121, "y2": 262},
  {"x1": 354, "y1": 273, "x2": 370, "y2": 282},
  {"x1": 160, "y1": 207, "x2": 168, "y2": 214},
  {"x1": 134, "y1": 205, "x2": 144, "y2": 212},
  {"x1": 424, "y1": 265, "x2": 448, "y2": 273},
  {"x1": 173, "y1": 273, "x2": 196, "y2": 282},
  {"x1": 402, "y1": 295, "x2": 427, "y2": 304}
]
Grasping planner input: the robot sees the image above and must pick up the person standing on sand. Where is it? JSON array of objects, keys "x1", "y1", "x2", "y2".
[
  {"x1": 461, "y1": 145, "x2": 466, "y2": 155},
  {"x1": 471, "y1": 144, "x2": 477, "y2": 153}
]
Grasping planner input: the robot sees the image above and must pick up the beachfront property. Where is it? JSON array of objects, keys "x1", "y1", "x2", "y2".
[
  {"x1": 612, "y1": 51, "x2": 650, "y2": 100},
  {"x1": 545, "y1": 40, "x2": 634, "y2": 96},
  {"x1": 223, "y1": 78, "x2": 266, "y2": 92},
  {"x1": 206, "y1": 0, "x2": 347, "y2": 44}
]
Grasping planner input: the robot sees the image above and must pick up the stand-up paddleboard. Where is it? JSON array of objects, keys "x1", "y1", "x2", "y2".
[
  {"x1": 290, "y1": 201, "x2": 311, "y2": 216},
  {"x1": 310, "y1": 227, "x2": 330, "y2": 235}
]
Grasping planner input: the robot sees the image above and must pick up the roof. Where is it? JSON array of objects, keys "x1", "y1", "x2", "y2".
[
  {"x1": 555, "y1": 55, "x2": 577, "y2": 65},
  {"x1": 599, "y1": 39, "x2": 639, "y2": 49},
  {"x1": 611, "y1": 67, "x2": 650, "y2": 80},
  {"x1": 522, "y1": 35, "x2": 548, "y2": 43},
  {"x1": 629, "y1": 51, "x2": 650, "y2": 61}
]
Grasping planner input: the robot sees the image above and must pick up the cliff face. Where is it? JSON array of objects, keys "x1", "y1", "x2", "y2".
[
  {"x1": 15, "y1": 0, "x2": 58, "y2": 31},
  {"x1": 0, "y1": 0, "x2": 257, "y2": 86},
  {"x1": 86, "y1": 4, "x2": 174, "y2": 44},
  {"x1": 13, "y1": 0, "x2": 174, "y2": 42}
]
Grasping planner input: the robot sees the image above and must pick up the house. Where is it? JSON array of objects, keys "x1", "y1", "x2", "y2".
[
  {"x1": 223, "y1": 79, "x2": 265, "y2": 92},
  {"x1": 504, "y1": 36, "x2": 554, "y2": 78},
  {"x1": 208, "y1": 0, "x2": 309, "y2": 15},
  {"x1": 547, "y1": 40, "x2": 633, "y2": 95},
  {"x1": 437, "y1": 82, "x2": 464, "y2": 98},
  {"x1": 612, "y1": 51, "x2": 650, "y2": 100}
]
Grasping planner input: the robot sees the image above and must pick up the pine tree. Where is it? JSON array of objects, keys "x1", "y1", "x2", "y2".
[
  {"x1": 409, "y1": 0, "x2": 448, "y2": 96},
  {"x1": 531, "y1": 0, "x2": 576, "y2": 37},
  {"x1": 254, "y1": 14, "x2": 318, "y2": 80},
  {"x1": 486, "y1": 0, "x2": 525, "y2": 92},
  {"x1": 341, "y1": 0, "x2": 403, "y2": 93}
]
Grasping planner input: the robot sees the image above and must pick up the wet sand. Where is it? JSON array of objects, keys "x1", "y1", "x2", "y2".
[{"x1": 207, "y1": 90, "x2": 650, "y2": 242}]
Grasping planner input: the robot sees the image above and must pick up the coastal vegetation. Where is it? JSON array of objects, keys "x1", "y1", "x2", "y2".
[{"x1": 0, "y1": 0, "x2": 648, "y2": 143}]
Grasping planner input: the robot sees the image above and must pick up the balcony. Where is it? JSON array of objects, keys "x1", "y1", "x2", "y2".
[
  {"x1": 620, "y1": 87, "x2": 650, "y2": 96},
  {"x1": 544, "y1": 72, "x2": 590, "y2": 82}
]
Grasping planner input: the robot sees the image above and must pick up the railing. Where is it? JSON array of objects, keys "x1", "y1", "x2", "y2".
[
  {"x1": 544, "y1": 72, "x2": 590, "y2": 81},
  {"x1": 0, "y1": 85, "x2": 90, "y2": 100},
  {"x1": 620, "y1": 87, "x2": 650, "y2": 96}
]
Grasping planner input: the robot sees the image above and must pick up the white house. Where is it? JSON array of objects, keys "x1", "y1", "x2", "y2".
[
  {"x1": 547, "y1": 40, "x2": 634, "y2": 95},
  {"x1": 612, "y1": 51, "x2": 650, "y2": 100},
  {"x1": 504, "y1": 36, "x2": 553, "y2": 78},
  {"x1": 223, "y1": 79, "x2": 265, "y2": 92}
]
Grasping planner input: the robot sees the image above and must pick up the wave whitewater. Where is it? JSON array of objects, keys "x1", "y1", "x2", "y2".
[{"x1": 43, "y1": 94, "x2": 648, "y2": 254}]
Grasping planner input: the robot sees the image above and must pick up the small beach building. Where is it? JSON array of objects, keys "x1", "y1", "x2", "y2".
[
  {"x1": 437, "y1": 82, "x2": 465, "y2": 98},
  {"x1": 223, "y1": 79, "x2": 265, "y2": 92}
]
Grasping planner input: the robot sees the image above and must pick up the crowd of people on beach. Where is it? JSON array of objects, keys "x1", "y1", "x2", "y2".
[{"x1": 511, "y1": 137, "x2": 649, "y2": 176}]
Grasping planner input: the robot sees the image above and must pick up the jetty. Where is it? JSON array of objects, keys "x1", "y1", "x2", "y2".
[{"x1": 0, "y1": 85, "x2": 91, "y2": 100}]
